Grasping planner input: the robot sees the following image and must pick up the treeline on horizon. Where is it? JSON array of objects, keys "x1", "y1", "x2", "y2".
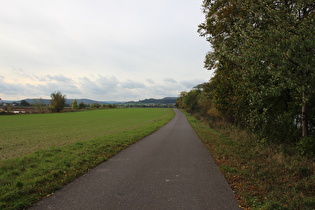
[
  {"x1": 0, "y1": 96, "x2": 177, "y2": 114},
  {"x1": 2, "y1": 97, "x2": 177, "y2": 106},
  {"x1": 177, "y1": 0, "x2": 315, "y2": 156}
]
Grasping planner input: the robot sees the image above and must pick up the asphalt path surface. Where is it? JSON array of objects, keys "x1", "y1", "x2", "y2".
[{"x1": 30, "y1": 109, "x2": 239, "y2": 210}]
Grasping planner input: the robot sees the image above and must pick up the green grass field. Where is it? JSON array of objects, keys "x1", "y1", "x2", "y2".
[{"x1": 0, "y1": 108, "x2": 174, "y2": 209}]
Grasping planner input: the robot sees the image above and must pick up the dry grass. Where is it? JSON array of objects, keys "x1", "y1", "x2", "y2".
[{"x1": 184, "y1": 112, "x2": 315, "y2": 209}]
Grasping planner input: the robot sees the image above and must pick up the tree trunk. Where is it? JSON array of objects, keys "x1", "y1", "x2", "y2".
[{"x1": 302, "y1": 92, "x2": 308, "y2": 137}]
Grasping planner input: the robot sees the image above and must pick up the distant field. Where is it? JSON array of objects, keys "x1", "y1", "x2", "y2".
[
  {"x1": 0, "y1": 108, "x2": 173, "y2": 161},
  {"x1": 0, "y1": 108, "x2": 174, "y2": 209}
]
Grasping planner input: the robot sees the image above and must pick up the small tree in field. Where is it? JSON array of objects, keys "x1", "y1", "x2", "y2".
[
  {"x1": 49, "y1": 91, "x2": 66, "y2": 113},
  {"x1": 91, "y1": 103, "x2": 101, "y2": 108},
  {"x1": 20, "y1": 100, "x2": 30, "y2": 106},
  {"x1": 33, "y1": 98, "x2": 46, "y2": 113},
  {"x1": 71, "y1": 99, "x2": 78, "y2": 110},
  {"x1": 79, "y1": 102, "x2": 86, "y2": 109}
]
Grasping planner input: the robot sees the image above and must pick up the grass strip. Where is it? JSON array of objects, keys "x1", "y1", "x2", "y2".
[
  {"x1": 0, "y1": 108, "x2": 174, "y2": 210},
  {"x1": 184, "y1": 111, "x2": 315, "y2": 209},
  {"x1": 0, "y1": 108, "x2": 172, "y2": 160}
]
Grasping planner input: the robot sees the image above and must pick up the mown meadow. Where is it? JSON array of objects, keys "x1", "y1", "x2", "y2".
[{"x1": 0, "y1": 108, "x2": 174, "y2": 209}]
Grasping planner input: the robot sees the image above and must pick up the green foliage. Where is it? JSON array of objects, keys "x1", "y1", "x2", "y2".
[
  {"x1": 175, "y1": 91, "x2": 187, "y2": 109},
  {"x1": 32, "y1": 98, "x2": 47, "y2": 113},
  {"x1": 71, "y1": 99, "x2": 78, "y2": 110},
  {"x1": 182, "y1": 89, "x2": 201, "y2": 113},
  {"x1": 102, "y1": 104, "x2": 116, "y2": 108},
  {"x1": 20, "y1": 100, "x2": 30, "y2": 106},
  {"x1": 49, "y1": 91, "x2": 66, "y2": 113},
  {"x1": 91, "y1": 103, "x2": 101, "y2": 108},
  {"x1": 297, "y1": 137, "x2": 315, "y2": 157},
  {"x1": 195, "y1": 0, "x2": 315, "y2": 145},
  {"x1": 78, "y1": 102, "x2": 86, "y2": 109}
]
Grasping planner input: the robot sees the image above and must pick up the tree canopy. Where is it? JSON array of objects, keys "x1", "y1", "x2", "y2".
[
  {"x1": 20, "y1": 100, "x2": 30, "y2": 106},
  {"x1": 71, "y1": 99, "x2": 78, "y2": 110},
  {"x1": 49, "y1": 91, "x2": 66, "y2": 113},
  {"x1": 178, "y1": 0, "x2": 315, "y2": 155}
]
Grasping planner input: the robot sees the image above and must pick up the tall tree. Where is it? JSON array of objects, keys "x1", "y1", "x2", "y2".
[
  {"x1": 199, "y1": 0, "x2": 315, "y2": 142},
  {"x1": 232, "y1": 0, "x2": 315, "y2": 138}
]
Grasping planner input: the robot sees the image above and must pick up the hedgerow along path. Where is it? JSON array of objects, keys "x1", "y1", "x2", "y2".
[{"x1": 0, "y1": 108, "x2": 174, "y2": 209}]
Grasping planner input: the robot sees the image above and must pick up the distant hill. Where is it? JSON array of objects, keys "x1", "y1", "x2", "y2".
[
  {"x1": 138, "y1": 97, "x2": 178, "y2": 104},
  {"x1": 126, "y1": 97, "x2": 178, "y2": 104},
  {"x1": 24, "y1": 99, "x2": 50, "y2": 105}
]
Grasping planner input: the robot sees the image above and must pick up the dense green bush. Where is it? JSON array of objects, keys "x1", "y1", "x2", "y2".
[{"x1": 49, "y1": 91, "x2": 66, "y2": 113}]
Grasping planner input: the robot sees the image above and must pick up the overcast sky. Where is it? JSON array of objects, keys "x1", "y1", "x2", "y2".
[{"x1": 0, "y1": 0, "x2": 211, "y2": 101}]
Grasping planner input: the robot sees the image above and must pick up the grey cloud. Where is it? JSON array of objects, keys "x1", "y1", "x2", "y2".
[
  {"x1": 121, "y1": 80, "x2": 146, "y2": 89},
  {"x1": 31, "y1": 83, "x2": 81, "y2": 97},
  {"x1": 0, "y1": 0, "x2": 212, "y2": 101},
  {"x1": 0, "y1": 74, "x2": 82, "y2": 100},
  {"x1": 0, "y1": 71, "x2": 210, "y2": 101},
  {"x1": 79, "y1": 77, "x2": 102, "y2": 95},
  {"x1": 95, "y1": 76, "x2": 119, "y2": 90},
  {"x1": 163, "y1": 78, "x2": 177, "y2": 84},
  {"x1": 180, "y1": 80, "x2": 206, "y2": 89},
  {"x1": 146, "y1": 79, "x2": 155, "y2": 84},
  {"x1": 78, "y1": 75, "x2": 119, "y2": 98},
  {"x1": 11, "y1": 67, "x2": 34, "y2": 79},
  {"x1": 0, "y1": 82, "x2": 22, "y2": 95},
  {"x1": 39, "y1": 75, "x2": 81, "y2": 95},
  {"x1": 45, "y1": 74, "x2": 74, "y2": 83},
  {"x1": 0, "y1": 81, "x2": 45, "y2": 98}
]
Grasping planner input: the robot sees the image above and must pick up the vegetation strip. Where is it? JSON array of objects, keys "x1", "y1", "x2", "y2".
[
  {"x1": 0, "y1": 108, "x2": 174, "y2": 210},
  {"x1": 184, "y1": 111, "x2": 315, "y2": 209}
]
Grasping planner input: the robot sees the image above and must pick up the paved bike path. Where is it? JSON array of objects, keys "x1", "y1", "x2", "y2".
[{"x1": 30, "y1": 109, "x2": 239, "y2": 210}]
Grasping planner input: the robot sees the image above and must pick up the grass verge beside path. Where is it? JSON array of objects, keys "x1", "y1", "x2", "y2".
[
  {"x1": 184, "y1": 111, "x2": 315, "y2": 209},
  {"x1": 0, "y1": 108, "x2": 174, "y2": 210}
]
